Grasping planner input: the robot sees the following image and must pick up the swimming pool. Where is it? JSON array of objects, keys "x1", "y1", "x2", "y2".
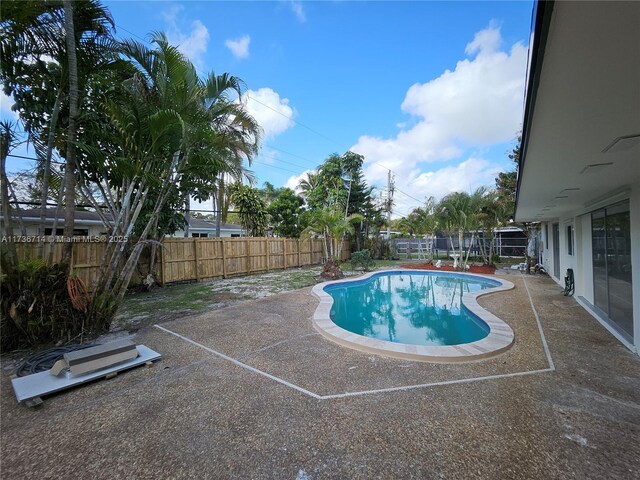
[{"x1": 311, "y1": 269, "x2": 515, "y2": 362}]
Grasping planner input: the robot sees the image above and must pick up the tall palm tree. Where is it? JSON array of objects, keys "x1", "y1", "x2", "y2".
[
  {"x1": 1, "y1": 0, "x2": 115, "y2": 259},
  {"x1": 62, "y1": 0, "x2": 78, "y2": 263},
  {"x1": 82, "y1": 33, "x2": 261, "y2": 302},
  {"x1": 0, "y1": 121, "x2": 19, "y2": 267}
]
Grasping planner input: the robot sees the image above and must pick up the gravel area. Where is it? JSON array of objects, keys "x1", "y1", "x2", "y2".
[{"x1": 1, "y1": 273, "x2": 639, "y2": 479}]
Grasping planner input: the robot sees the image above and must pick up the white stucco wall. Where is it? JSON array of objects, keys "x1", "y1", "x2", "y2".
[
  {"x1": 17, "y1": 221, "x2": 106, "y2": 237},
  {"x1": 539, "y1": 186, "x2": 639, "y2": 353}
]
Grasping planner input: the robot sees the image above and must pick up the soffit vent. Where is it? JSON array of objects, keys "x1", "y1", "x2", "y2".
[
  {"x1": 580, "y1": 162, "x2": 614, "y2": 175},
  {"x1": 602, "y1": 134, "x2": 640, "y2": 153}
]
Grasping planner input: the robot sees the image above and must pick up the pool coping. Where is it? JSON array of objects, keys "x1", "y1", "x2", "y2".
[{"x1": 311, "y1": 269, "x2": 515, "y2": 363}]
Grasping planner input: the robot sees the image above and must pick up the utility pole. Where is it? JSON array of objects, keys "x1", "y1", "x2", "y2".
[{"x1": 343, "y1": 176, "x2": 352, "y2": 220}]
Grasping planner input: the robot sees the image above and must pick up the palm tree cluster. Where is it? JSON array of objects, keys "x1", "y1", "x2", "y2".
[
  {"x1": 299, "y1": 151, "x2": 382, "y2": 262},
  {"x1": 393, "y1": 188, "x2": 512, "y2": 270},
  {"x1": 1, "y1": 1, "x2": 262, "y2": 338}
]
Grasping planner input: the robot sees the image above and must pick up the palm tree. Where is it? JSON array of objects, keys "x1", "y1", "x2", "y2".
[
  {"x1": 436, "y1": 188, "x2": 486, "y2": 270},
  {"x1": 303, "y1": 208, "x2": 362, "y2": 261},
  {"x1": 1, "y1": 0, "x2": 115, "y2": 259},
  {"x1": 62, "y1": 0, "x2": 79, "y2": 263},
  {"x1": 0, "y1": 121, "x2": 19, "y2": 267},
  {"x1": 476, "y1": 190, "x2": 508, "y2": 265},
  {"x1": 303, "y1": 208, "x2": 335, "y2": 260},
  {"x1": 331, "y1": 212, "x2": 364, "y2": 261},
  {"x1": 81, "y1": 33, "x2": 261, "y2": 303},
  {"x1": 298, "y1": 171, "x2": 319, "y2": 200}
]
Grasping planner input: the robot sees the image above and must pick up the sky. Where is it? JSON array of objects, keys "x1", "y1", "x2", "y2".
[{"x1": 1, "y1": 0, "x2": 535, "y2": 218}]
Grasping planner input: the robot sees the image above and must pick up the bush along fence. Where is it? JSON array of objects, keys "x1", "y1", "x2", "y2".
[{"x1": 13, "y1": 237, "x2": 351, "y2": 290}]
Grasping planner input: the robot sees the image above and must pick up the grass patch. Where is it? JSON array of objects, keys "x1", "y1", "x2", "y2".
[{"x1": 114, "y1": 260, "x2": 419, "y2": 330}]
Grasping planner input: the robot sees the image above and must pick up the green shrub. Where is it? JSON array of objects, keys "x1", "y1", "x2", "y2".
[
  {"x1": 364, "y1": 237, "x2": 391, "y2": 260},
  {"x1": 0, "y1": 256, "x2": 116, "y2": 351},
  {"x1": 350, "y1": 250, "x2": 376, "y2": 272}
]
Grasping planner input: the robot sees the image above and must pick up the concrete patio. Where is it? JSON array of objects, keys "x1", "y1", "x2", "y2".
[{"x1": 1, "y1": 273, "x2": 639, "y2": 479}]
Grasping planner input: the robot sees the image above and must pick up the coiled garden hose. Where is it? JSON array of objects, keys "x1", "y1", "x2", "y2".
[{"x1": 16, "y1": 343, "x2": 99, "y2": 377}]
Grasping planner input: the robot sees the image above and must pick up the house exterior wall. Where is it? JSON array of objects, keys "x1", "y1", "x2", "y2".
[
  {"x1": 171, "y1": 228, "x2": 243, "y2": 238},
  {"x1": 538, "y1": 186, "x2": 639, "y2": 353},
  {"x1": 17, "y1": 220, "x2": 106, "y2": 238}
]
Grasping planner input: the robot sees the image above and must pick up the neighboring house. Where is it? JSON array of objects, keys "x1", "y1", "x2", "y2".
[
  {"x1": 3, "y1": 208, "x2": 244, "y2": 238},
  {"x1": 3, "y1": 208, "x2": 110, "y2": 237},
  {"x1": 515, "y1": 1, "x2": 640, "y2": 353},
  {"x1": 172, "y1": 217, "x2": 244, "y2": 238}
]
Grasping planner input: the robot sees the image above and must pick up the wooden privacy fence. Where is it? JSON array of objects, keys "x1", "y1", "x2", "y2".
[
  {"x1": 161, "y1": 237, "x2": 349, "y2": 283},
  {"x1": 13, "y1": 237, "x2": 350, "y2": 288}
]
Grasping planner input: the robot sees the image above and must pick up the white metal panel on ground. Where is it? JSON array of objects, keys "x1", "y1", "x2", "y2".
[{"x1": 11, "y1": 345, "x2": 161, "y2": 403}]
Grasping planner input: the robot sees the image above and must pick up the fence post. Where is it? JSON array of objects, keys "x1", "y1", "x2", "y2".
[
  {"x1": 221, "y1": 238, "x2": 227, "y2": 279},
  {"x1": 193, "y1": 238, "x2": 200, "y2": 282},
  {"x1": 265, "y1": 237, "x2": 270, "y2": 272},
  {"x1": 297, "y1": 239, "x2": 301, "y2": 267},
  {"x1": 161, "y1": 240, "x2": 167, "y2": 284},
  {"x1": 281, "y1": 238, "x2": 286, "y2": 270},
  {"x1": 245, "y1": 238, "x2": 250, "y2": 274}
]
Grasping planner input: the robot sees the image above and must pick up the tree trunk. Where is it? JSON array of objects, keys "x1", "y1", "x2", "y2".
[
  {"x1": 61, "y1": 0, "x2": 79, "y2": 265},
  {"x1": 0, "y1": 140, "x2": 17, "y2": 268},
  {"x1": 215, "y1": 175, "x2": 224, "y2": 237},
  {"x1": 47, "y1": 167, "x2": 67, "y2": 263},
  {"x1": 7, "y1": 177, "x2": 26, "y2": 235},
  {"x1": 38, "y1": 89, "x2": 63, "y2": 256},
  {"x1": 489, "y1": 236, "x2": 495, "y2": 266},
  {"x1": 321, "y1": 229, "x2": 329, "y2": 261},
  {"x1": 184, "y1": 195, "x2": 190, "y2": 237},
  {"x1": 463, "y1": 233, "x2": 475, "y2": 269}
]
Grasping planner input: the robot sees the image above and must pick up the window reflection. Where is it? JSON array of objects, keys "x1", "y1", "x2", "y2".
[{"x1": 591, "y1": 201, "x2": 633, "y2": 340}]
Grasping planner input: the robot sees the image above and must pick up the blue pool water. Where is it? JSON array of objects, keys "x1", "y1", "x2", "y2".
[{"x1": 325, "y1": 271, "x2": 499, "y2": 346}]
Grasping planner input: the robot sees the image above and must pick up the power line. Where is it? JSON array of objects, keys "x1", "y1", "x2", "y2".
[
  {"x1": 9, "y1": 23, "x2": 423, "y2": 214},
  {"x1": 116, "y1": 22, "x2": 337, "y2": 147},
  {"x1": 245, "y1": 95, "x2": 334, "y2": 144},
  {"x1": 7, "y1": 153, "x2": 65, "y2": 165},
  {"x1": 267, "y1": 145, "x2": 318, "y2": 164},
  {"x1": 251, "y1": 160, "x2": 301, "y2": 175},
  {"x1": 257, "y1": 151, "x2": 310, "y2": 171},
  {"x1": 394, "y1": 187, "x2": 424, "y2": 204}
]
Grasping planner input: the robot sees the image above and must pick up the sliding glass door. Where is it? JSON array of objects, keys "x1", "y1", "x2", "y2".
[
  {"x1": 552, "y1": 223, "x2": 560, "y2": 279},
  {"x1": 591, "y1": 201, "x2": 633, "y2": 341}
]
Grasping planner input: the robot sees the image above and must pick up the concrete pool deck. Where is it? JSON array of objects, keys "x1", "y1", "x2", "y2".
[{"x1": 1, "y1": 273, "x2": 639, "y2": 479}]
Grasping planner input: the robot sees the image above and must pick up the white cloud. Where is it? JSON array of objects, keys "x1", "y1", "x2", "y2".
[
  {"x1": 351, "y1": 24, "x2": 527, "y2": 212},
  {"x1": 409, "y1": 158, "x2": 502, "y2": 200},
  {"x1": 162, "y1": 5, "x2": 209, "y2": 65},
  {"x1": 244, "y1": 88, "x2": 295, "y2": 140},
  {"x1": 465, "y1": 23, "x2": 502, "y2": 56},
  {"x1": 389, "y1": 158, "x2": 503, "y2": 218},
  {"x1": 285, "y1": 170, "x2": 313, "y2": 194},
  {"x1": 289, "y1": 1, "x2": 306, "y2": 23},
  {"x1": 225, "y1": 35, "x2": 251, "y2": 60},
  {"x1": 0, "y1": 91, "x2": 18, "y2": 120}
]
